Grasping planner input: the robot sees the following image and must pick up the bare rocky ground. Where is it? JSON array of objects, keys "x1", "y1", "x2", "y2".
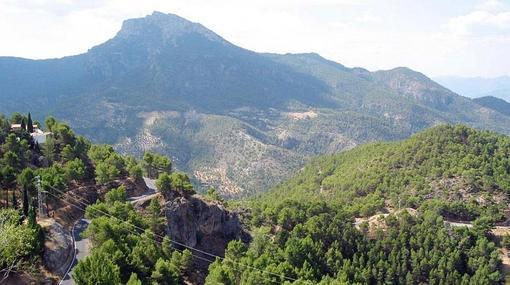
[{"x1": 40, "y1": 219, "x2": 74, "y2": 280}]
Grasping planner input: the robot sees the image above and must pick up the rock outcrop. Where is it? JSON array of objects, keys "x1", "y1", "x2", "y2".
[
  {"x1": 165, "y1": 194, "x2": 249, "y2": 259},
  {"x1": 40, "y1": 219, "x2": 73, "y2": 276}
]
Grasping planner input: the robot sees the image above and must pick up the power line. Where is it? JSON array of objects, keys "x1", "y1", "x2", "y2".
[
  {"x1": 44, "y1": 188, "x2": 286, "y2": 285},
  {"x1": 44, "y1": 184, "x2": 297, "y2": 283},
  {"x1": 43, "y1": 190, "x2": 218, "y2": 284}
]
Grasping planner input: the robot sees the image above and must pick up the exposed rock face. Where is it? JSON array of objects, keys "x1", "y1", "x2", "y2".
[
  {"x1": 40, "y1": 219, "x2": 73, "y2": 276},
  {"x1": 165, "y1": 194, "x2": 248, "y2": 258}
]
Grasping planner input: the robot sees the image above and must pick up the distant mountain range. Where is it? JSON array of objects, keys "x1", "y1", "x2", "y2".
[
  {"x1": 2, "y1": 11, "x2": 510, "y2": 196},
  {"x1": 473, "y1": 96, "x2": 510, "y2": 117},
  {"x1": 434, "y1": 75, "x2": 510, "y2": 101}
]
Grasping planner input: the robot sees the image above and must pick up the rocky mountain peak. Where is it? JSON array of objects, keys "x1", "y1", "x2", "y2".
[
  {"x1": 372, "y1": 66, "x2": 456, "y2": 109},
  {"x1": 114, "y1": 11, "x2": 226, "y2": 44}
]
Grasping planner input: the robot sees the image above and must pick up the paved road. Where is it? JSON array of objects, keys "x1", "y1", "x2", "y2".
[
  {"x1": 143, "y1": 177, "x2": 157, "y2": 191},
  {"x1": 59, "y1": 177, "x2": 158, "y2": 284},
  {"x1": 128, "y1": 177, "x2": 157, "y2": 201},
  {"x1": 60, "y1": 219, "x2": 90, "y2": 285},
  {"x1": 129, "y1": 177, "x2": 159, "y2": 204}
]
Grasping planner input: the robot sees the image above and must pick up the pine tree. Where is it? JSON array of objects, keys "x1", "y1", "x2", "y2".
[
  {"x1": 18, "y1": 168, "x2": 34, "y2": 217},
  {"x1": 27, "y1": 113, "x2": 34, "y2": 133},
  {"x1": 21, "y1": 118, "x2": 26, "y2": 131}
]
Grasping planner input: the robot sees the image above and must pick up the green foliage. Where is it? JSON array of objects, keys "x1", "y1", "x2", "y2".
[
  {"x1": 0, "y1": 209, "x2": 42, "y2": 273},
  {"x1": 61, "y1": 144, "x2": 75, "y2": 162},
  {"x1": 156, "y1": 173, "x2": 172, "y2": 194},
  {"x1": 208, "y1": 201, "x2": 502, "y2": 284},
  {"x1": 156, "y1": 172, "x2": 194, "y2": 195},
  {"x1": 72, "y1": 251, "x2": 121, "y2": 285},
  {"x1": 44, "y1": 116, "x2": 57, "y2": 132},
  {"x1": 37, "y1": 165, "x2": 68, "y2": 194},
  {"x1": 88, "y1": 145, "x2": 124, "y2": 184},
  {"x1": 94, "y1": 162, "x2": 120, "y2": 184},
  {"x1": 125, "y1": 156, "x2": 143, "y2": 181},
  {"x1": 170, "y1": 172, "x2": 194, "y2": 194},
  {"x1": 2, "y1": 151, "x2": 20, "y2": 170},
  {"x1": 147, "y1": 198, "x2": 164, "y2": 233},
  {"x1": 501, "y1": 234, "x2": 510, "y2": 250},
  {"x1": 63, "y1": 158, "x2": 86, "y2": 181},
  {"x1": 78, "y1": 189, "x2": 191, "y2": 284},
  {"x1": 104, "y1": 186, "x2": 127, "y2": 204},
  {"x1": 126, "y1": 273, "x2": 142, "y2": 285},
  {"x1": 150, "y1": 258, "x2": 180, "y2": 285},
  {"x1": 1, "y1": 166, "x2": 16, "y2": 188},
  {"x1": 206, "y1": 187, "x2": 223, "y2": 202},
  {"x1": 142, "y1": 152, "x2": 172, "y2": 179},
  {"x1": 43, "y1": 136, "x2": 57, "y2": 163},
  {"x1": 27, "y1": 113, "x2": 33, "y2": 133},
  {"x1": 17, "y1": 168, "x2": 35, "y2": 216},
  {"x1": 262, "y1": 125, "x2": 510, "y2": 220}
]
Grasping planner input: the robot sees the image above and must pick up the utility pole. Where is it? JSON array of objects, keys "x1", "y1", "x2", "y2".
[{"x1": 35, "y1": 176, "x2": 47, "y2": 218}]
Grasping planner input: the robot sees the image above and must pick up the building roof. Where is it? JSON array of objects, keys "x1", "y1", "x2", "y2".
[{"x1": 11, "y1": 123, "x2": 40, "y2": 129}]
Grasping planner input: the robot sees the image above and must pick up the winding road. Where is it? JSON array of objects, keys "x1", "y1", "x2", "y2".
[
  {"x1": 59, "y1": 219, "x2": 90, "y2": 285},
  {"x1": 58, "y1": 177, "x2": 158, "y2": 284}
]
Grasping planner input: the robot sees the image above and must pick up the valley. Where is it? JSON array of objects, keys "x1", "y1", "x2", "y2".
[
  {"x1": 2, "y1": 7, "x2": 510, "y2": 285},
  {"x1": 2, "y1": 12, "x2": 510, "y2": 196},
  {"x1": 2, "y1": 112, "x2": 510, "y2": 284}
]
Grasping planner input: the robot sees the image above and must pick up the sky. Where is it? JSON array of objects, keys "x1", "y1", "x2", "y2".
[{"x1": 0, "y1": 0, "x2": 509, "y2": 78}]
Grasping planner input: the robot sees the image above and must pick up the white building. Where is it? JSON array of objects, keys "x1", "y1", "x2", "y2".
[
  {"x1": 31, "y1": 129, "x2": 52, "y2": 144},
  {"x1": 10, "y1": 123, "x2": 51, "y2": 144}
]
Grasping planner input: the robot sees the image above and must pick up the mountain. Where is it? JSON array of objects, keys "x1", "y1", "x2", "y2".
[
  {"x1": 474, "y1": 96, "x2": 510, "y2": 117},
  {"x1": 2, "y1": 12, "x2": 510, "y2": 197},
  {"x1": 218, "y1": 124, "x2": 509, "y2": 284},
  {"x1": 259, "y1": 125, "x2": 510, "y2": 220},
  {"x1": 434, "y1": 75, "x2": 510, "y2": 101}
]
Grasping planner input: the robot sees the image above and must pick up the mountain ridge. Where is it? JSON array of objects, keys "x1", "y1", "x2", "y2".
[
  {"x1": 2, "y1": 11, "x2": 510, "y2": 196},
  {"x1": 474, "y1": 96, "x2": 510, "y2": 117}
]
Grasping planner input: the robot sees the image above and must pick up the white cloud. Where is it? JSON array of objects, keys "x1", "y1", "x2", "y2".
[
  {"x1": 448, "y1": 10, "x2": 510, "y2": 37},
  {"x1": 476, "y1": 0, "x2": 508, "y2": 12}
]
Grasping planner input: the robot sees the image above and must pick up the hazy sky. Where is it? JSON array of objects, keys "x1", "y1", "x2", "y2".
[{"x1": 1, "y1": 0, "x2": 509, "y2": 78}]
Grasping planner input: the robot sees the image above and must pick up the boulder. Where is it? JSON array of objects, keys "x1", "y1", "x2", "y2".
[{"x1": 40, "y1": 219, "x2": 73, "y2": 276}]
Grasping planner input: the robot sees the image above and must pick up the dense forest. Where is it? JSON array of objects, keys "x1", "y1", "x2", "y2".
[
  {"x1": 258, "y1": 125, "x2": 510, "y2": 221},
  {"x1": 206, "y1": 125, "x2": 510, "y2": 284},
  {"x1": 207, "y1": 201, "x2": 501, "y2": 284},
  {"x1": 1, "y1": 113, "x2": 509, "y2": 284},
  {"x1": 73, "y1": 186, "x2": 194, "y2": 284}
]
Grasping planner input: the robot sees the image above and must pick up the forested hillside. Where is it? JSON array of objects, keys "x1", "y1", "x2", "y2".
[
  {"x1": 258, "y1": 125, "x2": 510, "y2": 221},
  {"x1": 474, "y1": 96, "x2": 510, "y2": 117},
  {"x1": 2, "y1": 12, "x2": 510, "y2": 197},
  {"x1": 207, "y1": 202, "x2": 501, "y2": 284},
  {"x1": 204, "y1": 125, "x2": 510, "y2": 284},
  {"x1": 0, "y1": 112, "x2": 92, "y2": 282},
  {"x1": 2, "y1": 113, "x2": 508, "y2": 284},
  {"x1": 0, "y1": 112, "x2": 214, "y2": 284}
]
